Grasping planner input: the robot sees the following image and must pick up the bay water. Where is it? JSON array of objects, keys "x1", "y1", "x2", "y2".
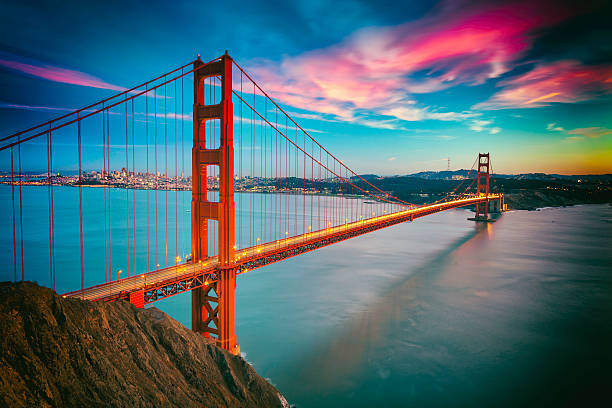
[{"x1": 1, "y1": 185, "x2": 610, "y2": 406}]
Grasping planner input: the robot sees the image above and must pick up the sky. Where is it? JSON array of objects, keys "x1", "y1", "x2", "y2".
[{"x1": 0, "y1": 0, "x2": 611, "y2": 175}]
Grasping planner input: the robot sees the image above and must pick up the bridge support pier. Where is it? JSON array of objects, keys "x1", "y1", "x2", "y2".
[
  {"x1": 129, "y1": 291, "x2": 144, "y2": 308},
  {"x1": 191, "y1": 52, "x2": 239, "y2": 355}
]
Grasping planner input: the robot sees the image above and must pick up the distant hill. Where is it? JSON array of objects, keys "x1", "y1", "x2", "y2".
[
  {"x1": 407, "y1": 170, "x2": 612, "y2": 183},
  {"x1": 0, "y1": 282, "x2": 288, "y2": 408},
  {"x1": 350, "y1": 174, "x2": 380, "y2": 181},
  {"x1": 409, "y1": 170, "x2": 473, "y2": 180}
]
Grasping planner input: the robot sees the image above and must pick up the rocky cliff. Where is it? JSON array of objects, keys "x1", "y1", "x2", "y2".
[{"x1": 0, "y1": 281, "x2": 288, "y2": 408}]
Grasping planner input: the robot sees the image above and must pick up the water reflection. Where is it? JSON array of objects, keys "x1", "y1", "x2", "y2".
[{"x1": 293, "y1": 229, "x2": 482, "y2": 392}]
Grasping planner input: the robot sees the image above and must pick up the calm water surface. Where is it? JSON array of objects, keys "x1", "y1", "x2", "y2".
[
  {"x1": 1, "y1": 185, "x2": 611, "y2": 406},
  {"x1": 158, "y1": 203, "x2": 612, "y2": 407}
]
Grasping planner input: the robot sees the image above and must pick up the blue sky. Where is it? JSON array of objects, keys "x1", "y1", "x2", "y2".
[{"x1": 1, "y1": 0, "x2": 611, "y2": 175}]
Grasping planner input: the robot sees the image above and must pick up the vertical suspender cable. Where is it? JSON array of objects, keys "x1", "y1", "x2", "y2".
[
  {"x1": 102, "y1": 106, "x2": 108, "y2": 282},
  {"x1": 11, "y1": 147, "x2": 16, "y2": 281},
  {"x1": 294, "y1": 127, "x2": 297, "y2": 237},
  {"x1": 302, "y1": 131, "x2": 306, "y2": 239},
  {"x1": 251, "y1": 84, "x2": 255, "y2": 248},
  {"x1": 181, "y1": 69, "x2": 185, "y2": 260},
  {"x1": 164, "y1": 77, "x2": 168, "y2": 266},
  {"x1": 107, "y1": 108, "x2": 112, "y2": 280},
  {"x1": 155, "y1": 87, "x2": 158, "y2": 269},
  {"x1": 274, "y1": 108, "x2": 277, "y2": 241},
  {"x1": 47, "y1": 125, "x2": 55, "y2": 290},
  {"x1": 146, "y1": 85, "x2": 150, "y2": 272},
  {"x1": 125, "y1": 98, "x2": 130, "y2": 277},
  {"x1": 263, "y1": 98, "x2": 267, "y2": 244},
  {"x1": 18, "y1": 137, "x2": 24, "y2": 281},
  {"x1": 239, "y1": 71, "x2": 243, "y2": 250},
  {"x1": 175, "y1": 79, "x2": 178, "y2": 262},
  {"x1": 78, "y1": 115, "x2": 84, "y2": 290},
  {"x1": 132, "y1": 99, "x2": 136, "y2": 274}
]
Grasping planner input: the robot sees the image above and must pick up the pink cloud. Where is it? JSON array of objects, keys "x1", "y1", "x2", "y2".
[
  {"x1": 0, "y1": 52, "x2": 167, "y2": 99},
  {"x1": 475, "y1": 60, "x2": 612, "y2": 109},
  {"x1": 248, "y1": 1, "x2": 569, "y2": 126},
  {"x1": 0, "y1": 101, "x2": 121, "y2": 115},
  {"x1": 0, "y1": 56, "x2": 126, "y2": 92}
]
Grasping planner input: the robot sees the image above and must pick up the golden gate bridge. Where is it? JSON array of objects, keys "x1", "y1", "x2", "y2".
[{"x1": 1, "y1": 52, "x2": 502, "y2": 355}]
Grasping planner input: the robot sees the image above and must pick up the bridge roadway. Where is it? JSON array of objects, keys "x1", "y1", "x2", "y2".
[{"x1": 64, "y1": 195, "x2": 501, "y2": 304}]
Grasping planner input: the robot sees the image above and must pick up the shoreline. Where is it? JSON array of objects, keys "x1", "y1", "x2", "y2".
[{"x1": 1, "y1": 181, "x2": 609, "y2": 211}]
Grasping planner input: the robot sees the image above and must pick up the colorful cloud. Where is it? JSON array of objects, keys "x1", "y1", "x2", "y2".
[
  {"x1": 0, "y1": 51, "x2": 167, "y2": 99},
  {"x1": 249, "y1": 1, "x2": 569, "y2": 127},
  {"x1": 474, "y1": 60, "x2": 612, "y2": 109},
  {"x1": 0, "y1": 52, "x2": 126, "y2": 92},
  {"x1": 547, "y1": 122, "x2": 612, "y2": 141},
  {"x1": 567, "y1": 127, "x2": 612, "y2": 138}
]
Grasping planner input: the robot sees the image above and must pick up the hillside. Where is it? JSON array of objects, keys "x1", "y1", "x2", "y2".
[
  {"x1": 0, "y1": 281, "x2": 288, "y2": 408},
  {"x1": 348, "y1": 172, "x2": 612, "y2": 210}
]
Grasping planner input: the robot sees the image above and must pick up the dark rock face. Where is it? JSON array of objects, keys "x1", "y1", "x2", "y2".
[{"x1": 0, "y1": 282, "x2": 288, "y2": 408}]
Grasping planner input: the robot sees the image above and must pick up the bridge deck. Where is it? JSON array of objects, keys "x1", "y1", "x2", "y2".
[{"x1": 64, "y1": 195, "x2": 500, "y2": 304}]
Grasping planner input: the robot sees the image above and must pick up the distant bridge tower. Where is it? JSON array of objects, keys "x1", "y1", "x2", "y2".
[
  {"x1": 475, "y1": 152, "x2": 490, "y2": 220},
  {"x1": 191, "y1": 52, "x2": 239, "y2": 355}
]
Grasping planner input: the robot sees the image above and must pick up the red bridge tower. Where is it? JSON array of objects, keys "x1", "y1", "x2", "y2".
[
  {"x1": 475, "y1": 152, "x2": 490, "y2": 220},
  {"x1": 191, "y1": 52, "x2": 239, "y2": 355}
]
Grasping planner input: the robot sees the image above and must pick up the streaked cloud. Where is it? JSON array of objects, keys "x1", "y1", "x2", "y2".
[
  {"x1": 384, "y1": 106, "x2": 477, "y2": 122},
  {"x1": 284, "y1": 110, "x2": 337, "y2": 122},
  {"x1": 0, "y1": 101, "x2": 82, "y2": 113},
  {"x1": 547, "y1": 123, "x2": 611, "y2": 141},
  {"x1": 0, "y1": 51, "x2": 168, "y2": 99},
  {"x1": 0, "y1": 101, "x2": 121, "y2": 116},
  {"x1": 474, "y1": 60, "x2": 612, "y2": 110},
  {"x1": 0, "y1": 51, "x2": 126, "y2": 92},
  {"x1": 564, "y1": 136, "x2": 584, "y2": 142},
  {"x1": 567, "y1": 127, "x2": 612, "y2": 138}
]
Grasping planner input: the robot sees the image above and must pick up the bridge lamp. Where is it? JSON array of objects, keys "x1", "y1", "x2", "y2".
[
  {"x1": 156, "y1": 264, "x2": 160, "y2": 267},
  {"x1": 308, "y1": 225, "x2": 311, "y2": 231}
]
